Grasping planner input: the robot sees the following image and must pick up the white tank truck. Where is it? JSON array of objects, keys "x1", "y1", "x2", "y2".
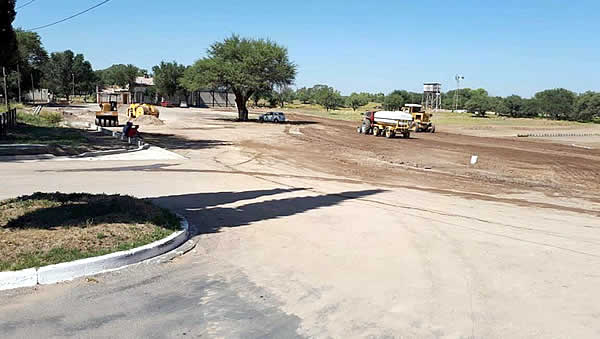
[{"x1": 357, "y1": 110, "x2": 414, "y2": 139}]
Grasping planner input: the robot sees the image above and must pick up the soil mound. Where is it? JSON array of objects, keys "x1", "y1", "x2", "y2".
[{"x1": 133, "y1": 115, "x2": 164, "y2": 125}]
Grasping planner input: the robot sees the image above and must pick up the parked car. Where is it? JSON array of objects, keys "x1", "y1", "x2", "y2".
[{"x1": 258, "y1": 112, "x2": 286, "y2": 123}]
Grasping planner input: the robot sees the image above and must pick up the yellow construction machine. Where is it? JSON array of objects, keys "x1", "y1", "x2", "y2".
[
  {"x1": 95, "y1": 94, "x2": 119, "y2": 127},
  {"x1": 127, "y1": 103, "x2": 160, "y2": 119},
  {"x1": 402, "y1": 104, "x2": 436, "y2": 133}
]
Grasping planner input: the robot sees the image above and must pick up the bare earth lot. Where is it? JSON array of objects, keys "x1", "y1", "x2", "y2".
[{"x1": 1, "y1": 106, "x2": 599, "y2": 338}]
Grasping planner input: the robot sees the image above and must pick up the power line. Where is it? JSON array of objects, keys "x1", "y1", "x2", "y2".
[
  {"x1": 27, "y1": 0, "x2": 111, "y2": 31},
  {"x1": 16, "y1": 0, "x2": 38, "y2": 10}
]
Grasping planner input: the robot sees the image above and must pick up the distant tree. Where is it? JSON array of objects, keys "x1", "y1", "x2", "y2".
[
  {"x1": 153, "y1": 61, "x2": 187, "y2": 101},
  {"x1": 0, "y1": 0, "x2": 17, "y2": 69},
  {"x1": 72, "y1": 54, "x2": 97, "y2": 95},
  {"x1": 502, "y1": 95, "x2": 524, "y2": 117},
  {"x1": 15, "y1": 29, "x2": 48, "y2": 91},
  {"x1": 313, "y1": 85, "x2": 343, "y2": 111},
  {"x1": 181, "y1": 35, "x2": 296, "y2": 120},
  {"x1": 250, "y1": 86, "x2": 271, "y2": 107},
  {"x1": 384, "y1": 90, "x2": 410, "y2": 110},
  {"x1": 96, "y1": 64, "x2": 142, "y2": 88},
  {"x1": 407, "y1": 92, "x2": 422, "y2": 105},
  {"x1": 574, "y1": 91, "x2": 600, "y2": 122},
  {"x1": 42, "y1": 50, "x2": 95, "y2": 101},
  {"x1": 274, "y1": 85, "x2": 294, "y2": 107},
  {"x1": 347, "y1": 92, "x2": 368, "y2": 111},
  {"x1": 534, "y1": 88, "x2": 576, "y2": 120},
  {"x1": 521, "y1": 98, "x2": 541, "y2": 117},
  {"x1": 443, "y1": 88, "x2": 474, "y2": 110},
  {"x1": 295, "y1": 87, "x2": 313, "y2": 104},
  {"x1": 464, "y1": 89, "x2": 491, "y2": 116}
]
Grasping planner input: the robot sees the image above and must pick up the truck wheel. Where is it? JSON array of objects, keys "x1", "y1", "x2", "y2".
[
  {"x1": 372, "y1": 126, "x2": 379, "y2": 136},
  {"x1": 403, "y1": 132, "x2": 410, "y2": 139},
  {"x1": 431, "y1": 125, "x2": 436, "y2": 133},
  {"x1": 385, "y1": 129, "x2": 393, "y2": 138}
]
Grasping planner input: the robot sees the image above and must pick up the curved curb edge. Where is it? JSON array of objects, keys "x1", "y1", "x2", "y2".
[{"x1": 0, "y1": 215, "x2": 190, "y2": 291}]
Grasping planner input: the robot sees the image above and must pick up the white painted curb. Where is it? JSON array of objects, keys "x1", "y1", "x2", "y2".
[
  {"x1": 0, "y1": 216, "x2": 189, "y2": 291},
  {"x1": 0, "y1": 268, "x2": 37, "y2": 290}
]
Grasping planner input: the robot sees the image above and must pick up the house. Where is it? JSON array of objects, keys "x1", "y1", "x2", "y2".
[
  {"x1": 96, "y1": 76, "x2": 156, "y2": 105},
  {"x1": 131, "y1": 76, "x2": 156, "y2": 104}
]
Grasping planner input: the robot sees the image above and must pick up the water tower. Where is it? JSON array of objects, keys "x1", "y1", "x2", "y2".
[{"x1": 423, "y1": 82, "x2": 442, "y2": 112}]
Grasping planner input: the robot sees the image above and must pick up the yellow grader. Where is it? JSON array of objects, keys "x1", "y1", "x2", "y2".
[
  {"x1": 127, "y1": 104, "x2": 160, "y2": 119},
  {"x1": 401, "y1": 104, "x2": 436, "y2": 133}
]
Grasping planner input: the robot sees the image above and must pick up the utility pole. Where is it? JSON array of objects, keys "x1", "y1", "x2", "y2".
[
  {"x1": 72, "y1": 73, "x2": 75, "y2": 101},
  {"x1": 31, "y1": 73, "x2": 35, "y2": 104},
  {"x1": 2, "y1": 67, "x2": 9, "y2": 111},
  {"x1": 16, "y1": 64, "x2": 22, "y2": 103}
]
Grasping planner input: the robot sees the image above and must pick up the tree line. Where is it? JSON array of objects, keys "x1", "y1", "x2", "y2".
[
  {"x1": 440, "y1": 88, "x2": 600, "y2": 122},
  {"x1": 1, "y1": 1, "x2": 598, "y2": 122}
]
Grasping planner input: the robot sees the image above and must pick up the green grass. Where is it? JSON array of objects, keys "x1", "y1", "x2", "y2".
[
  {"x1": 0, "y1": 111, "x2": 87, "y2": 146},
  {"x1": 0, "y1": 192, "x2": 181, "y2": 271},
  {"x1": 431, "y1": 110, "x2": 597, "y2": 128},
  {"x1": 277, "y1": 101, "x2": 381, "y2": 121}
]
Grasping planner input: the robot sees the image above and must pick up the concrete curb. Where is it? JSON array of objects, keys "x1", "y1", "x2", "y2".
[
  {"x1": 517, "y1": 132, "x2": 600, "y2": 138},
  {"x1": 0, "y1": 215, "x2": 190, "y2": 291}
]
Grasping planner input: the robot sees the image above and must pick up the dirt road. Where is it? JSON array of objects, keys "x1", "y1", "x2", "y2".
[{"x1": 1, "y1": 107, "x2": 599, "y2": 338}]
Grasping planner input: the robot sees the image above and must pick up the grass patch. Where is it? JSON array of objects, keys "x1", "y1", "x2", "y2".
[
  {"x1": 0, "y1": 111, "x2": 87, "y2": 146},
  {"x1": 0, "y1": 192, "x2": 181, "y2": 271},
  {"x1": 278, "y1": 101, "x2": 381, "y2": 121},
  {"x1": 431, "y1": 110, "x2": 598, "y2": 129}
]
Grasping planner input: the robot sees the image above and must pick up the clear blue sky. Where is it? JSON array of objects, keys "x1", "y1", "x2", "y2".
[{"x1": 12, "y1": 0, "x2": 600, "y2": 97}]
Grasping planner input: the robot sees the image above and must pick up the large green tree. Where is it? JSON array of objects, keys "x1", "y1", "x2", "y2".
[
  {"x1": 152, "y1": 61, "x2": 187, "y2": 101},
  {"x1": 0, "y1": 0, "x2": 17, "y2": 69},
  {"x1": 464, "y1": 89, "x2": 492, "y2": 116},
  {"x1": 42, "y1": 50, "x2": 95, "y2": 101},
  {"x1": 95, "y1": 64, "x2": 142, "y2": 88},
  {"x1": 574, "y1": 91, "x2": 600, "y2": 122},
  {"x1": 15, "y1": 29, "x2": 48, "y2": 91},
  {"x1": 181, "y1": 35, "x2": 296, "y2": 120},
  {"x1": 534, "y1": 88, "x2": 576, "y2": 120}
]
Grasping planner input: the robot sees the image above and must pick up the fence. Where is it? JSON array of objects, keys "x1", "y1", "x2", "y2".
[{"x1": 0, "y1": 108, "x2": 17, "y2": 137}]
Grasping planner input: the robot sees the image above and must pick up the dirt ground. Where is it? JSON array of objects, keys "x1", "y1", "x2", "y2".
[
  {"x1": 235, "y1": 113, "x2": 599, "y2": 211},
  {"x1": 60, "y1": 105, "x2": 600, "y2": 213}
]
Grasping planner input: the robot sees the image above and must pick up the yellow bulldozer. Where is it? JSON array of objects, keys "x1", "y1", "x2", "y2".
[
  {"x1": 127, "y1": 103, "x2": 160, "y2": 119},
  {"x1": 402, "y1": 104, "x2": 436, "y2": 133},
  {"x1": 95, "y1": 94, "x2": 119, "y2": 127}
]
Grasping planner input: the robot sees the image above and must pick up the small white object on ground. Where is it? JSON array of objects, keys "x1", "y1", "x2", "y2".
[{"x1": 470, "y1": 155, "x2": 478, "y2": 165}]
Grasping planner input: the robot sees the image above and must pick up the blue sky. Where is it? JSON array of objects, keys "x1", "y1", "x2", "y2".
[{"x1": 12, "y1": 0, "x2": 600, "y2": 97}]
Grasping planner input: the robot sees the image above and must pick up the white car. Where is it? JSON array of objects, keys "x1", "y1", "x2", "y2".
[{"x1": 258, "y1": 112, "x2": 286, "y2": 123}]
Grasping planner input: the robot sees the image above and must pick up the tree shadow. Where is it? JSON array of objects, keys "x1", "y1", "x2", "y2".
[
  {"x1": 151, "y1": 188, "x2": 384, "y2": 235},
  {"x1": 139, "y1": 132, "x2": 231, "y2": 150},
  {"x1": 3, "y1": 193, "x2": 180, "y2": 230}
]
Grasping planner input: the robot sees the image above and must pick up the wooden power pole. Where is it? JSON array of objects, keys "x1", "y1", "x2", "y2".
[{"x1": 2, "y1": 67, "x2": 9, "y2": 111}]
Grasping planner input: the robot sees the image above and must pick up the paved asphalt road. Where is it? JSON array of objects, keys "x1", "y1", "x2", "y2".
[{"x1": 1, "y1": 107, "x2": 600, "y2": 338}]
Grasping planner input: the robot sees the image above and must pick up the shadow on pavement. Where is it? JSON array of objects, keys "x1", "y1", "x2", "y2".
[
  {"x1": 151, "y1": 188, "x2": 384, "y2": 235},
  {"x1": 139, "y1": 132, "x2": 230, "y2": 150}
]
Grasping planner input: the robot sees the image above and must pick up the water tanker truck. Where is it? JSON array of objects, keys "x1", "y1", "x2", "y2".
[{"x1": 357, "y1": 110, "x2": 414, "y2": 139}]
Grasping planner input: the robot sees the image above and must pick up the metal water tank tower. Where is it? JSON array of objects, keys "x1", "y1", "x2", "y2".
[{"x1": 423, "y1": 82, "x2": 442, "y2": 111}]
